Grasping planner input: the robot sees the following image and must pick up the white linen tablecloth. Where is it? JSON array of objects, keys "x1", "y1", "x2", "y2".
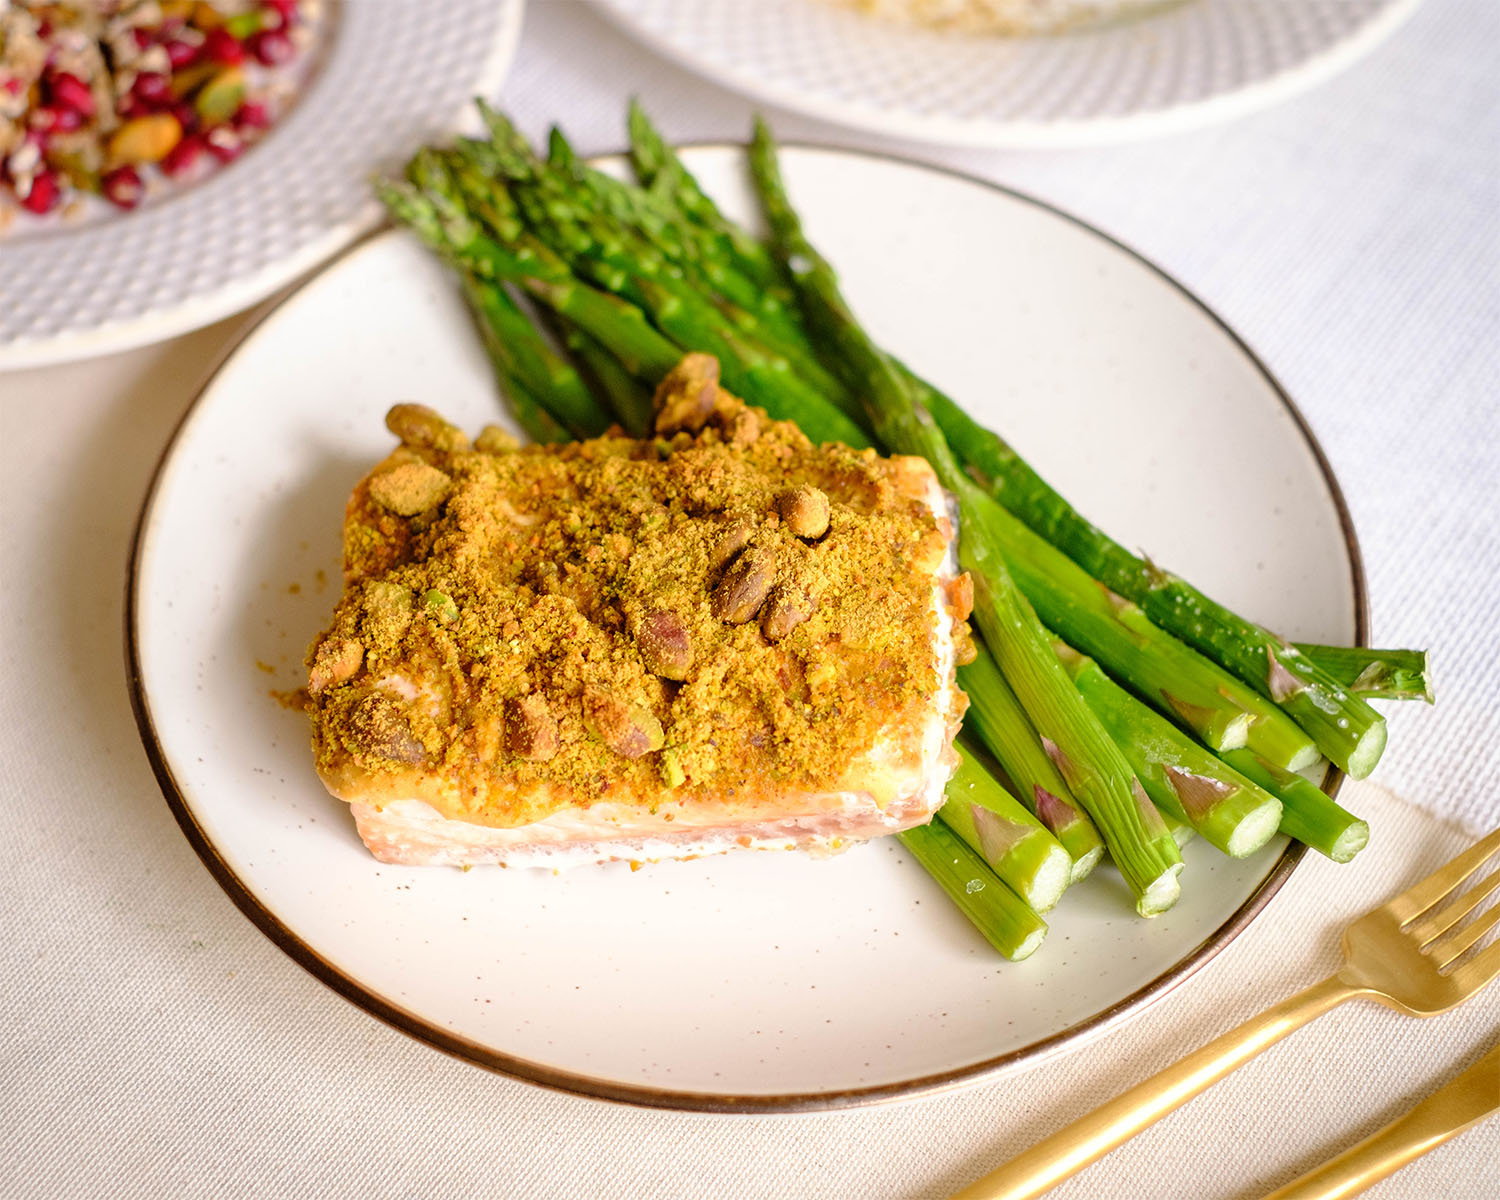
[{"x1": 2, "y1": 1, "x2": 1496, "y2": 1196}]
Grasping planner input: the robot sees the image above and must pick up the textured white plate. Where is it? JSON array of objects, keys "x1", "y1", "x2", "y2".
[
  {"x1": 128, "y1": 147, "x2": 1364, "y2": 1111},
  {"x1": 589, "y1": 0, "x2": 1421, "y2": 148},
  {"x1": 0, "y1": 0, "x2": 524, "y2": 370}
]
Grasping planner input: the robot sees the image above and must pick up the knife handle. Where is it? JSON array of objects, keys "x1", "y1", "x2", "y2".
[{"x1": 1262, "y1": 1042, "x2": 1500, "y2": 1200}]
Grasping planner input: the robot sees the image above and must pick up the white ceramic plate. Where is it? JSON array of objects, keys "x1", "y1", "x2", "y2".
[
  {"x1": 588, "y1": 0, "x2": 1420, "y2": 148},
  {"x1": 0, "y1": 0, "x2": 524, "y2": 370},
  {"x1": 128, "y1": 147, "x2": 1364, "y2": 1111}
]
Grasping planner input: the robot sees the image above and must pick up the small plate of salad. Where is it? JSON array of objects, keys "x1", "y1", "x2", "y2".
[{"x1": 0, "y1": 0, "x2": 525, "y2": 368}]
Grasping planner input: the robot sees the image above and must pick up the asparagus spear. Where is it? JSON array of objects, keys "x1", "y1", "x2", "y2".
[
  {"x1": 460, "y1": 276, "x2": 611, "y2": 440},
  {"x1": 913, "y1": 383, "x2": 1388, "y2": 778},
  {"x1": 750, "y1": 118, "x2": 1181, "y2": 916},
  {"x1": 557, "y1": 320, "x2": 655, "y2": 434},
  {"x1": 1055, "y1": 644, "x2": 1284, "y2": 859},
  {"x1": 897, "y1": 822, "x2": 1048, "y2": 961},
  {"x1": 627, "y1": 100, "x2": 785, "y2": 291},
  {"x1": 977, "y1": 490, "x2": 1318, "y2": 769},
  {"x1": 937, "y1": 741, "x2": 1073, "y2": 913},
  {"x1": 1297, "y1": 644, "x2": 1433, "y2": 703},
  {"x1": 1221, "y1": 750, "x2": 1369, "y2": 863},
  {"x1": 460, "y1": 116, "x2": 859, "y2": 430},
  {"x1": 957, "y1": 645, "x2": 1105, "y2": 881}
]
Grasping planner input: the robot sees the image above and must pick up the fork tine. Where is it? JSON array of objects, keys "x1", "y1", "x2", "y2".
[
  {"x1": 1429, "y1": 898, "x2": 1500, "y2": 970},
  {"x1": 1410, "y1": 865, "x2": 1500, "y2": 944},
  {"x1": 1388, "y1": 827, "x2": 1500, "y2": 927},
  {"x1": 1449, "y1": 936, "x2": 1500, "y2": 994}
]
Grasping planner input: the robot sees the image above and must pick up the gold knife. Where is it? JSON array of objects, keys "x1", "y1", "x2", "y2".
[{"x1": 1262, "y1": 1041, "x2": 1499, "y2": 1200}]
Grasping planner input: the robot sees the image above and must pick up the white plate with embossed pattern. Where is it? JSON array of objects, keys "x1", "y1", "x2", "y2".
[
  {"x1": 129, "y1": 145, "x2": 1366, "y2": 1110},
  {"x1": 0, "y1": 0, "x2": 523, "y2": 370},
  {"x1": 589, "y1": 0, "x2": 1421, "y2": 148}
]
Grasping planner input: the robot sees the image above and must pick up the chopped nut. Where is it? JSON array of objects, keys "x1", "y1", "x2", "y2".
[
  {"x1": 474, "y1": 424, "x2": 520, "y2": 455},
  {"x1": 635, "y1": 610, "x2": 693, "y2": 680},
  {"x1": 709, "y1": 519, "x2": 755, "y2": 571},
  {"x1": 660, "y1": 747, "x2": 686, "y2": 788},
  {"x1": 348, "y1": 694, "x2": 427, "y2": 766},
  {"x1": 653, "y1": 353, "x2": 721, "y2": 434},
  {"x1": 952, "y1": 623, "x2": 978, "y2": 666},
  {"x1": 712, "y1": 548, "x2": 776, "y2": 623},
  {"x1": 760, "y1": 585, "x2": 814, "y2": 641},
  {"x1": 506, "y1": 694, "x2": 559, "y2": 762},
  {"x1": 369, "y1": 461, "x2": 452, "y2": 517},
  {"x1": 775, "y1": 485, "x2": 830, "y2": 540},
  {"x1": 725, "y1": 406, "x2": 760, "y2": 446},
  {"x1": 422, "y1": 589, "x2": 459, "y2": 624},
  {"x1": 362, "y1": 581, "x2": 413, "y2": 642},
  {"x1": 949, "y1": 572, "x2": 974, "y2": 623},
  {"x1": 583, "y1": 686, "x2": 664, "y2": 758},
  {"x1": 385, "y1": 403, "x2": 471, "y2": 452},
  {"x1": 308, "y1": 638, "x2": 363, "y2": 694}
]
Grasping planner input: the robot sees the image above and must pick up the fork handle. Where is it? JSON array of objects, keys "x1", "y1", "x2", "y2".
[{"x1": 952, "y1": 973, "x2": 1360, "y2": 1200}]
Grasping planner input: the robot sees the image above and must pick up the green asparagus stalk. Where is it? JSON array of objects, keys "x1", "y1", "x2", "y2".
[
  {"x1": 979, "y1": 493, "x2": 1319, "y2": 769},
  {"x1": 1297, "y1": 644, "x2": 1433, "y2": 703},
  {"x1": 1221, "y1": 750, "x2": 1369, "y2": 863},
  {"x1": 460, "y1": 118, "x2": 862, "y2": 436},
  {"x1": 558, "y1": 320, "x2": 655, "y2": 434},
  {"x1": 1056, "y1": 644, "x2": 1284, "y2": 858},
  {"x1": 937, "y1": 741, "x2": 1073, "y2": 913},
  {"x1": 897, "y1": 822, "x2": 1048, "y2": 961},
  {"x1": 460, "y1": 276, "x2": 611, "y2": 439},
  {"x1": 750, "y1": 118, "x2": 1181, "y2": 916},
  {"x1": 957, "y1": 645, "x2": 1105, "y2": 881},
  {"x1": 627, "y1": 100, "x2": 785, "y2": 291},
  {"x1": 914, "y1": 383, "x2": 1388, "y2": 778}
]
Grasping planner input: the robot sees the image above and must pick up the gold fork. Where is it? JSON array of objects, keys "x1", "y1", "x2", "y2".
[{"x1": 952, "y1": 827, "x2": 1500, "y2": 1200}]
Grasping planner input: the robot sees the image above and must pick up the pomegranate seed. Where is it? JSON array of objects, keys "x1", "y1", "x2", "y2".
[
  {"x1": 205, "y1": 126, "x2": 243, "y2": 163},
  {"x1": 171, "y1": 101, "x2": 201, "y2": 135},
  {"x1": 203, "y1": 29, "x2": 246, "y2": 65},
  {"x1": 247, "y1": 30, "x2": 294, "y2": 66},
  {"x1": 20, "y1": 170, "x2": 61, "y2": 215},
  {"x1": 132, "y1": 71, "x2": 173, "y2": 107},
  {"x1": 50, "y1": 71, "x2": 96, "y2": 118},
  {"x1": 164, "y1": 39, "x2": 200, "y2": 69},
  {"x1": 3, "y1": 77, "x2": 23, "y2": 96},
  {"x1": 132, "y1": 28, "x2": 152, "y2": 50},
  {"x1": 102, "y1": 166, "x2": 144, "y2": 210},
  {"x1": 160, "y1": 133, "x2": 205, "y2": 177},
  {"x1": 234, "y1": 99, "x2": 271, "y2": 130},
  {"x1": 30, "y1": 105, "x2": 83, "y2": 134}
]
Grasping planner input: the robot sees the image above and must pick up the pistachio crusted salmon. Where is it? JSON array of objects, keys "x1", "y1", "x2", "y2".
[{"x1": 306, "y1": 355, "x2": 974, "y2": 867}]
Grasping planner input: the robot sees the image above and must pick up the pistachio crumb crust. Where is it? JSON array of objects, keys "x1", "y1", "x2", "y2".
[{"x1": 306, "y1": 357, "x2": 973, "y2": 841}]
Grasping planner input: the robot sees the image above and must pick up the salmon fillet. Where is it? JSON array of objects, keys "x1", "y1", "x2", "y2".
[{"x1": 305, "y1": 356, "x2": 972, "y2": 868}]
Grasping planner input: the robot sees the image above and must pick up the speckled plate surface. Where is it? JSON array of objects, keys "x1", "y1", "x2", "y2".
[
  {"x1": 0, "y1": 0, "x2": 523, "y2": 370},
  {"x1": 128, "y1": 146, "x2": 1364, "y2": 1111},
  {"x1": 588, "y1": 0, "x2": 1421, "y2": 148}
]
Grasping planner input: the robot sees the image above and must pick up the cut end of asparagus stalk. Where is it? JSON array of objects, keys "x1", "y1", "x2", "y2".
[
  {"x1": 1343, "y1": 719, "x2": 1388, "y2": 781},
  {"x1": 1326, "y1": 818, "x2": 1371, "y2": 864},
  {"x1": 1137, "y1": 863, "x2": 1184, "y2": 918}
]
